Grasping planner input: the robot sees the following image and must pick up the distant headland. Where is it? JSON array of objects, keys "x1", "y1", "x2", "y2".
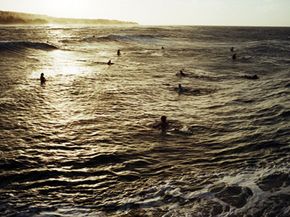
[{"x1": 0, "y1": 11, "x2": 138, "y2": 25}]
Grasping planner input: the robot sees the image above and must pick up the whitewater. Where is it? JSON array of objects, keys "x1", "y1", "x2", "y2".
[{"x1": 0, "y1": 25, "x2": 289, "y2": 217}]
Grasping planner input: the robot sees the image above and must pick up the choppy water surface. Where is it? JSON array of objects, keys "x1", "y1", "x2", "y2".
[{"x1": 0, "y1": 26, "x2": 289, "y2": 217}]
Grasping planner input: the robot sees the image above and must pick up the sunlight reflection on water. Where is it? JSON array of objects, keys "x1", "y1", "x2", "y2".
[{"x1": 31, "y1": 50, "x2": 90, "y2": 80}]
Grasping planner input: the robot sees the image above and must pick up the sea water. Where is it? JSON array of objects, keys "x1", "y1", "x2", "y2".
[{"x1": 0, "y1": 25, "x2": 289, "y2": 216}]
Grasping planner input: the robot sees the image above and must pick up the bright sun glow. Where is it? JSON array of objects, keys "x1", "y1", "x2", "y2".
[{"x1": 39, "y1": 0, "x2": 86, "y2": 19}]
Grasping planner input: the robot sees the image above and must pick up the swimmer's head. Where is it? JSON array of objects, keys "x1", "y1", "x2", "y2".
[{"x1": 161, "y1": 115, "x2": 167, "y2": 122}]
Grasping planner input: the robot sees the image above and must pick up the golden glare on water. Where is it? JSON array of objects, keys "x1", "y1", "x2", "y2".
[
  {"x1": 32, "y1": 50, "x2": 88, "y2": 80},
  {"x1": 30, "y1": 50, "x2": 93, "y2": 126}
]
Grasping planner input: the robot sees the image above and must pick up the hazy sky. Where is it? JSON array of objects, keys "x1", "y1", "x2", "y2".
[{"x1": 1, "y1": 0, "x2": 290, "y2": 26}]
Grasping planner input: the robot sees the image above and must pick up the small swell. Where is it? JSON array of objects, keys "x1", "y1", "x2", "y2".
[
  {"x1": 70, "y1": 153, "x2": 128, "y2": 168},
  {"x1": 187, "y1": 74, "x2": 224, "y2": 82},
  {"x1": 0, "y1": 159, "x2": 31, "y2": 171},
  {"x1": 280, "y1": 110, "x2": 290, "y2": 119},
  {"x1": 0, "y1": 41, "x2": 58, "y2": 52},
  {"x1": 248, "y1": 41, "x2": 290, "y2": 55},
  {"x1": 173, "y1": 86, "x2": 217, "y2": 96},
  {"x1": 82, "y1": 34, "x2": 157, "y2": 43}
]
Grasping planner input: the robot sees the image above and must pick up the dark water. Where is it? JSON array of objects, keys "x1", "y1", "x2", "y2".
[{"x1": 0, "y1": 25, "x2": 289, "y2": 217}]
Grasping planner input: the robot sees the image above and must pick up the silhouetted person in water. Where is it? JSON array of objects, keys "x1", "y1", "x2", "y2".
[
  {"x1": 154, "y1": 115, "x2": 169, "y2": 135},
  {"x1": 177, "y1": 69, "x2": 186, "y2": 77},
  {"x1": 161, "y1": 46, "x2": 165, "y2": 50},
  {"x1": 40, "y1": 73, "x2": 46, "y2": 85},
  {"x1": 117, "y1": 49, "x2": 121, "y2": 56},
  {"x1": 107, "y1": 60, "x2": 113, "y2": 65},
  {"x1": 178, "y1": 84, "x2": 185, "y2": 94},
  {"x1": 232, "y1": 53, "x2": 237, "y2": 60},
  {"x1": 230, "y1": 47, "x2": 234, "y2": 52},
  {"x1": 180, "y1": 70, "x2": 185, "y2": 76}
]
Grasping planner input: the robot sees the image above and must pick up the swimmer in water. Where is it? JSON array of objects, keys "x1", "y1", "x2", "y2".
[
  {"x1": 232, "y1": 53, "x2": 237, "y2": 60},
  {"x1": 153, "y1": 115, "x2": 169, "y2": 135},
  {"x1": 178, "y1": 84, "x2": 184, "y2": 94},
  {"x1": 107, "y1": 60, "x2": 113, "y2": 65},
  {"x1": 230, "y1": 47, "x2": 234, "y2": 52},
  {"x1": 117, "y1": 49, "x2": 121, "y2": 56},
  {"x1": 40, "y1": 73, "x2": 46, "y2": 85},
  {"x1": 176, "y1": 69, "x2": 186, "y2": 77}
]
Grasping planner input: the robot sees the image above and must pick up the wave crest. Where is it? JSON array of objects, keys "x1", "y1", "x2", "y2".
[
  {"x1": 82, "y1": 34, "x2": 157, "y2": 43},
  {"x1": 0, "y1": 41, "x2": 58, "y2": 52}
]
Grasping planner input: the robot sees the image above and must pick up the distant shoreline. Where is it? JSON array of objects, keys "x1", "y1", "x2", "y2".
[
  {"x1": 0, "y1": 10, "x2": 138, "y2": 25},
  {"x1": 1, "y1": 11, "x2": 289, "y2": 27}
]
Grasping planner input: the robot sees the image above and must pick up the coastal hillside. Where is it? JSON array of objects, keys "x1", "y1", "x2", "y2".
[{"x1": 0, "y1": 11, "x2": 137, "y2": 25}]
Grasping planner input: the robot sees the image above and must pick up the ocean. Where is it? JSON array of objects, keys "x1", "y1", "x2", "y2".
[{"x1": 0, "y1": 25, "x2": 289, "y2": 217}]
